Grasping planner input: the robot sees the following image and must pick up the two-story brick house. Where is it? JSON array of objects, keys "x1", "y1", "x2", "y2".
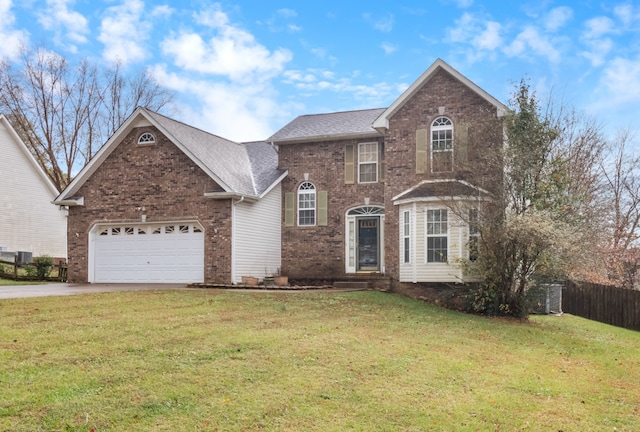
[
  {"x1": 54, "y1": 58, "x2": 506, "y2": 286},
  {"x1": 271, "y1": 58, "x2": 506, "y2": 285}
]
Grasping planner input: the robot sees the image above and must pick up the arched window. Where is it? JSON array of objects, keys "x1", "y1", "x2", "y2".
[
  {"x1": 298, "y1": 182, "x2": 316, "y2": 226},
  {"x1": 431, "y1": 116, "x2": 453, "y2": 172},
  {"x1": 138, "y1": 132, "x2": 156, "y2": 145}
]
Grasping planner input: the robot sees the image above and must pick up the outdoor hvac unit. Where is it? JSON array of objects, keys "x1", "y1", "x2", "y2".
[
  {"x1": 532, "y1": 283, "x2": 563, "y2": 315},
  {"x1": 17, "y1": 251, "x2": 33, "y2": 265}
]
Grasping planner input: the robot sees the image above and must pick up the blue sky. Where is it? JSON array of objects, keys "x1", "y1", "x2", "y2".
[{"x1": 1, "y1": 0, "x2": 639, "y2": 142}]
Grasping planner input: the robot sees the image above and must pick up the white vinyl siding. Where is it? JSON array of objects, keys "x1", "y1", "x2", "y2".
[
  {"x1": 0, "y1": 119, "x2": 67, "y2": 258},
  {"x1": 233, "y1": 184, "x2": 282, "y2": 283},
  {"x1": 398, "y1": 203, "x2": 475, "y2": 283}
]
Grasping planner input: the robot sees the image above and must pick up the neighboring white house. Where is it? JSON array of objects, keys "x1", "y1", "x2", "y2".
[{"x1": 0, "y1": 115, "x2": 67, "y2": 259}]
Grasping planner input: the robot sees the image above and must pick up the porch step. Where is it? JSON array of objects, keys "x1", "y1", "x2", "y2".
[{"x1": 333, "y1": 281, "x2": 370, "y2": 289}]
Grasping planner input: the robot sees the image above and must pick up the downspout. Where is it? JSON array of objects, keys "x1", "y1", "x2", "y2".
[{"x1": 230, "y1": 195, "x2": 245, "y2": 284}]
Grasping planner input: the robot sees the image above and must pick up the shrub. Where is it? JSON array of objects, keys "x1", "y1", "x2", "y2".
[{"x1": 33, "y1": 255, "x2": 54, "y2": 279}]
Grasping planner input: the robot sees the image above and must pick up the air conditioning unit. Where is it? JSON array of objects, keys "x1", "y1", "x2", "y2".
[{"x1": 17, "y1": 251, "x2": 32, "y2": 265}]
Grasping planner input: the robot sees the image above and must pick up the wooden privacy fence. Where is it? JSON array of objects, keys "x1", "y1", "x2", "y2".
[{"x1": 563, "y1": 281, "x2": 640, "y2": 331}]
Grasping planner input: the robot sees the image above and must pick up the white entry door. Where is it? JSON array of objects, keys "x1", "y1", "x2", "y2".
[{"x1": 92, "y1": 223, "x2": 204, "y2": 283}]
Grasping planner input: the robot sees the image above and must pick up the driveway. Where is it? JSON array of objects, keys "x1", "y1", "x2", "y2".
[{"x1": 0, "y1": 283, "x2": 186, "y2": 299}]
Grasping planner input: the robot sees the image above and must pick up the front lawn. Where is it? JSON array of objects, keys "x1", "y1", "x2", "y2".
[{"x1": 1, "y1": 289, "x2": 638, "y2": 431}]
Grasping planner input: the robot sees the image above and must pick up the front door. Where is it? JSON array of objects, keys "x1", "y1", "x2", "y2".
[{"x1": 357, "y1": 217, "x2": 379, "y2": 271}]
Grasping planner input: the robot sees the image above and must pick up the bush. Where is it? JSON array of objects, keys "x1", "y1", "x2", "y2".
[{"x1": 33, "y1": 255, "x2": 54, "y2": 279}]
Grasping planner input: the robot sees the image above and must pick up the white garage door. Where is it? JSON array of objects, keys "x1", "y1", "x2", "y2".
[{"x1": 93, "y1": 223, "x2": 204, "y2": 283}]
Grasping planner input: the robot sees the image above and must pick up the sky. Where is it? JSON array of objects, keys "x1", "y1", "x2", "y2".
[{"x1": 1, "y1": 0, "x2": 639, "y2": 143}]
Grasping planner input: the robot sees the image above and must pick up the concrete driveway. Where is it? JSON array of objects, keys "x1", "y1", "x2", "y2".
[{"x1": 0, "y1": 283, "x2": 187, "y2": 299}]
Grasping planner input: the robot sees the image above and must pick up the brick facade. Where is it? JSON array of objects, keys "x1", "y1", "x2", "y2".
[
  {"x1": 279, "y1": 67, "x2": 503, "y2": 282},
  {"x1": 66, "y1": 126, "x2": 233, "y2": 284},
  {"x1": 279, "y1": 138, "x2": 384, "y2": 279}
]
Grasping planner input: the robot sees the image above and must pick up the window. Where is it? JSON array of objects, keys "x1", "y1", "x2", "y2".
[
  {"x1": 468, "y1": 208, "x2": 479, "y2": 261},
  {"x1": 431, "y1": 117, "x2": 453, "y2": 172},
  {"x1": 358, "y1": 142, "x2": 378, "y2": 183},
  {"x1": 298, "y1": 182, "x2": 316, "y2": 226},
  {"x1": 426, "y1": 209, "x2": 448, "y2": 263},
  {"x1": 138, "y1": 132, "x2": 156, "y2": 145},
  {"x1": 402, "y1": 211, "x2": 411, "y2": 264}
]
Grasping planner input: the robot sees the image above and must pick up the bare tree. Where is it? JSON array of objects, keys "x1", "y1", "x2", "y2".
[
  {"x1": 599, "y1": 130, "x2": 640, "y2": 287},
  {"x1": 0, "y1": 45, "x2": 174, "y2": 191},
  {"x1": 465, "y1": 80, "x2": 608, "y2": 316}
]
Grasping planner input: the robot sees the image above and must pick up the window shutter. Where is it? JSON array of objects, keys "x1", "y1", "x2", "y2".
[
  {"x1": 317, "y1": 191, "x2": 328, "y2": 226},
  {"x1": 345, "y1": 144, "x2": 355, "y2": 184},
  {"x1": 416, "y1": 129, "x2": 427, "y2": 174},
  {"x1": 379, "y1": 142, "x2": 385, "y2": 183},
  {"x1": 456, "y1": 123, "x2": 469, "y2": 167},
  {"x1": 284, "y1": 192, "x2": 294, "y2": 227}
]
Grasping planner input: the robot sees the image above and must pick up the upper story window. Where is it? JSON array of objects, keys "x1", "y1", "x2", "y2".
[
  {"x1": 138, "y1": 132, "x2": 156, "y2": 145},
  {"x1": 358, "y1": 142, "x2": 378, "y2": 183},
  {"x1": 431, "y1": 117, "x2": 453, "y2": 172},
  {"x1": 298, "y1": 182, "x2": 316, "y2": 226}
]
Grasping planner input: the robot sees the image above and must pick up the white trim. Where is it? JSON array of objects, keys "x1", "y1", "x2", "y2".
[
  {"x1": 372, "y1": 58, "x2": 509, "y2": 130},
  {"x1": 344, "y1": 205, "x2": 385, "y2": 274},
  {"x1": 357, "y1": 141, "x2": 379, "y2": 184},
  {"x1": 392, "y1": 179, "x2": 492, "y2": 203},
  {"x1": 425, "y1": 208, "x2": 449, "y2": 264}
]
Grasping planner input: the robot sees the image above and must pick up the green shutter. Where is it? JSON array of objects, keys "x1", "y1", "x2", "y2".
[
  {"x1": 456, "y1": 123, "x2": 469, "y2": 167},
  {"x1": 284, "y1": 192, "x2": 294, "y2": 227},
  {"x1": 317, "y1": 191, "x2": 328, "y2": 226},
  {"x1": 416, "y1": 129, "x2": 427, "y2": 174},
  {"x1": 345, "y1": 144, "x2": 355, "y2": 184}
]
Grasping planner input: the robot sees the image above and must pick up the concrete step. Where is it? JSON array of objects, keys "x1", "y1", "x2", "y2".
[{"x1": 333, "y1": 281, "x2": 369, "y2": 289}]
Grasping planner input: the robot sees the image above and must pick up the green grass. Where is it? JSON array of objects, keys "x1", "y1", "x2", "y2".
[
  {"x1": 0, "y1": 278, "x2": 48, "y2": 286},
  {"x1": 1, "y1": 289, "x2": 638, "y2": 431}
]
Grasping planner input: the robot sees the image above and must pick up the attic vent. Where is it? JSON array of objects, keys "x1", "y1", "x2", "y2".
[{"x1": 138, "y1": 132, "x2": 156, "y2": 145}]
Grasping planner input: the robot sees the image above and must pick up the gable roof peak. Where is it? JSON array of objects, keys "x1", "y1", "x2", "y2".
[{"x1": 372, "y1": 58, "x2": 508, "y2": 130}]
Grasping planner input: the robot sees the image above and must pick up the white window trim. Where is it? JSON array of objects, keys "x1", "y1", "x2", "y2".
[
  {"x1": 297, "y1": 182, "x2": 316, "y2": 226},
  {"x1": 402, "y1": 210, "x2": 411, "y2": 264},
  {"x1": 138, "y1": 132, "x2": 156, "y2": 145},
  {"x1": 468, "y1": 208, "x2": 480, "y2": 261},
  {"x1": 357, "y1": 142, "x2": 378, "y2": 184},
  {"x1": 425, "y1": 208, "x2": 449, "y2": 264},
  {"x1": 430, "y1": 117, "x2": 453, "y2": 173}
]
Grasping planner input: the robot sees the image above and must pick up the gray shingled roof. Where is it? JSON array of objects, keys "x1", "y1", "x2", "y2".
[
  {"x1": 268, "y1": 108, "x2": 385, "y2": 143},
  {"x1": 143, "y1": 109, "x2": 284, "y2": 197}
]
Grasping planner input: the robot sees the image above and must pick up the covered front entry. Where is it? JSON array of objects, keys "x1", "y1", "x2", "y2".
[
  {"x1": 345, "y1": 206, "x2": 384, "y2": 273},
  {"x1": 89, "y1": 222, "x2": 204, "y2": 283}
]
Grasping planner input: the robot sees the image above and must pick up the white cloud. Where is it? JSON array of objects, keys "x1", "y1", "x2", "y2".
[
  {"x1": 475, "y1": 21, "x2": 502, "y2": 50},
  {"x1": 98, "y1": 0, "x2": 150, "y2": 65},
  {"x1": 545, "y1": 6, "x2": 573, "y2": 31},
  {"x1": 281, "y1": 68, "x2": 403, "y2": 108},
  {"x1": 599, "y1": 57, "x2": 640, "y2": 106},
  {"x1": 583, "y1": 16, "x2": 615, "y2": 39},
  {"x1": 580, "y1": 38, "x2": 613, "y2": 67},
  {"x1": 37, "y1": 0, "x2": 89, "y2": 52},
  {"x1": 151, "y1": 5, "x2": 174, "y2": 18},
  {"x1": 0, "y1": 0, "x2": 29, "y2": 59},
  {"x1": 262, "y1": 7, "x2": 301, "y2": 33},
  {"x1": 447, "y1": 13, "x2": 502, "y2": 53},
  {"x1": 504, "y1": 26, "x2": 561, "y2": 63},
  {"x1": 363, "y1": 13, "x2": 394, "y2": 32},
  {"x1": 150, "y1": 64, "x2": 286, "y2": 141},
  {"x1": 160, "y1": 5, "x2": 292, "y2": 82},
  {"x1": 381, "y1": 43, "x2": 398, "y2": 54},
  {"x1": 613, "y1": 3, "x2": 640, "y2": 27},
  {"x1": 580, "y1": 17, "x2": 616, "y2": 67}
]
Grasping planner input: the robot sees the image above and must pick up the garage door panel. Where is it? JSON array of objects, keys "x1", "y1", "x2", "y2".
[{"x1": 93, "y1": 223, "x2": 204, "y2": 283}]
